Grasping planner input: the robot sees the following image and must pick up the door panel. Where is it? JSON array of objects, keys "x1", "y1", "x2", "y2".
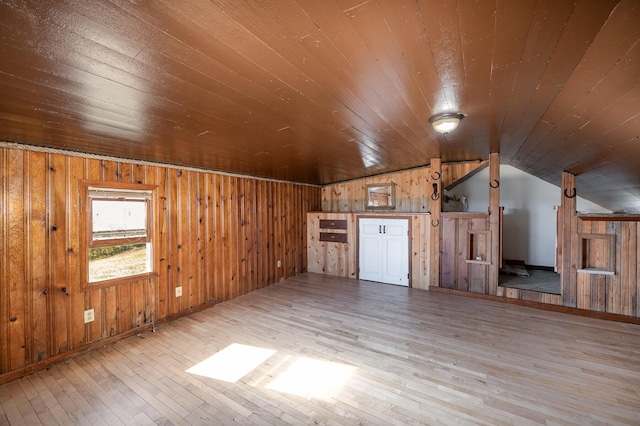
[{"x1": 359, "y1": 218, "x2": 409, "y2": 286}]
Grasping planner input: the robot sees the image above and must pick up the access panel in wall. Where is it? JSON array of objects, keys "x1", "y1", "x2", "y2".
[{"x1": 358, "y1": 218, "x2": 409, "y2": 286}]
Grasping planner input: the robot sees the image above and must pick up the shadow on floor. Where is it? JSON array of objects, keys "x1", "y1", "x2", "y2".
[{"x1": 499, "y1": 268, "x2": 561, "y2": 295}]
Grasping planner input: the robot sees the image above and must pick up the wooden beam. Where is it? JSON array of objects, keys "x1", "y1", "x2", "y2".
[
  {"x1": 488, "y1": 153, "x2": 500, "y2": 295},
  {"x1": 561, "y1": 172, "x2": 578, "y2": 307},
  {"x1": 429, "y1": 158, "x2": 442, "y2": 288}
]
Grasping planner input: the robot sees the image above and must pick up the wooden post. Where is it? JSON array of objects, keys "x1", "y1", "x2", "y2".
[
  {"x1": 561, "y1": 172, "x2": 578, "y2": 307},
  {"x1": 488, "y1": 153, "x2": 500, "y2": 295},
  {"x1": 429, "y1": 158, "x2": 442, "y2": 288}
]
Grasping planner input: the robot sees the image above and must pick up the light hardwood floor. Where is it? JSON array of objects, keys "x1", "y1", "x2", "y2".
[{"x1": 1, "y1": 273, "x2": 639, "y2": 425}]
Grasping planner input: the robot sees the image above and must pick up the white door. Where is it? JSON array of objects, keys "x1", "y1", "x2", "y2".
[
  {"x1": 359, "y1": 219, "x2": 384, "y2": 282},
  {"x1": 359, "y1": 218, "x2": 409, "y2": 286}
]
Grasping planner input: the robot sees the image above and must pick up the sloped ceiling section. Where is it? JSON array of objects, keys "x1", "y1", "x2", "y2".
[{"x1": 0, "y1": 1, "x2": 639, "y2": 212}]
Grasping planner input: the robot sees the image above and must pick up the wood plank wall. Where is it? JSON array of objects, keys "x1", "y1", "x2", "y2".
[
  {"x1": 0, "y1": 146, "x2": 321, "y2": 379},
  {"x1": 307, "y1": 212, "x2": 431, "y2": 290},
  {"x1": 574, "y1": 218, "x2": 639, "y2": 317},
  {"x1": 321, "y1": 161, "x2": 486, "y2": 212},
  {"x1": 440, "y1": 213, "x2": 490, "y2": 294}
]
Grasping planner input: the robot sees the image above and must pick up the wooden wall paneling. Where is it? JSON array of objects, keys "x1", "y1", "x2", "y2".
[
  {"x1": 456, "y1": 218, "x2": 469, "y2": 292},
  {"x1": 27, "y1": 152, "x2": 48, "y2": 363},
  {"x1": 203, "y1": 173, "x2": 213, "y2": 302},
  {"x1": 195, "y1": 172, "x2": 206, "y2": 306},
  {"x1": 0, "y1": 146, "x2": 322, "y2": 382},
  {"x1": 561, "y1": 172, "x2": 578, "y2": 307},
  {"x1": 100, "y1": 160, "x2": 118, "y2": 183},
  {"x1": 116, "y1": 282, "x2": 132, "y2": 335},
  {"x1": 0, "y1": 149, "x2": 6, "y2": 373},
  {"x1": 118, "y1": 162, "x2": 132, "y2": 184},
  {"x1": 429, "y1": 159, "x2": 441, "y2": 288},
  {"x1": 410, "y1": 215, "x2": 427, "y2": 290},
  {"x1": 248, "y1": 179, "x2": 258, "y2": 293},
  {"x1": 168, "y1": 169, "x2": 180, "y2": 313},
  {"x1": 440, "y1": 216, "x2": 455, "y2": 289},
  {"x1": 276, "y1": 182, "x2": 284, "y2": 280},
  {"x1": 637, "y1": 224, "x2": 640, "y2": 318},
  {"x1": 469, "y1": 217, "x2": 489, "y2": 294},
  {"x1": 320, "y1": 161, "x2": 487, "y2": 213},
  {"x1": 187, "y1": 171, "x2": 199, "y2": 308},
  {"x1": 224, "y1": 175, "x2": 235, "y2": 300},
  {"x1": 576, "y1": 218, "x2": 591, "y2": 310},
  {"x1": 255, "y1": 180, "x2": 265, "y2": 290},
  {"x1": 306, "y1": 212, "x2": 356, "y2": 279},
  {"x1": 7, "y1": 149, "x2": 26, "y2": 370},
  {"x1": 132, "y1": 160, "x2": 151, "y2": 328},
  {"x1": 607, "y1": 221, "x2": 621, "y2": 314},
  {"x1": 132, "y1": 164, "x2": 145, "y2": 185},
  {"x1": 49, "y1": 154, "x2": 70, "y2": 352},
  {"x1": 67, "y1": 156, "x2": 85, "y2": 349},
  {"x1": 100, "y1": 286, "x2": 118, "y2": 338},
  {"x1": 307, "y1": 213, "x2": 322, "y2": 274},
  {"x1": 619, "y1": 222, "x2": 636, "y2": 316},
  {"x1": 213, "y1": 173, "x2": 223, "y2": 299},
  {"x1": 218, "y1": 175, "x2": 227, "y2": 302},
  {"x1": 488, "y1": 153, "x2": 500, "y2": 295},
  {"x1": 230, "y1": 176, "x2": 240, "y2": 298},
  {"x1": 267, "y1": 181, "x2": 275, "y2": 285},
  {"x1": 84, "y1": 159, "x2": 102, "y2": 344},
  {"x1": 292, "y1": 183, "x2": 300, "y2": 275},
  {"x1": 286, "y1": 183, "x2": 295, "y2": 278},
  {"x1": 155, "y1": 167, "x2": 169, "y2": 321},
  {"x1": 240, "y1": 178, "x2": 249, "y2": 295},
  {"x1": 179, "y1": 169, "x2": 190, "y2": 310}
]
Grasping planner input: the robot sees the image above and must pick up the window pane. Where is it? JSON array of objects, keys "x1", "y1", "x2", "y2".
[
  {"x1": 92, "y1": 200, "x2": 147, "y2": 240},
  {"x1": 89, "y1": 243, "x2": 150, "y2": 282}
]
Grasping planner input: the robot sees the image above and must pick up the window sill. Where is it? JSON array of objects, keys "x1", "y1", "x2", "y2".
[
  {"x1": 84, "y1": 271, "x2": 159, "y2": 291},
  {"x1": 576, "y1": 268, "x2": 614, "y2": 276}
]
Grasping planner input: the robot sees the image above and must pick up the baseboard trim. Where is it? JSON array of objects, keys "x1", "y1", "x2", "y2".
[
  {"x1": 0, "y1": 300, "x2": 218, "y2": 386},
  {"x1": 428, "y1": 287, "x2": 640, "y2": 325}
]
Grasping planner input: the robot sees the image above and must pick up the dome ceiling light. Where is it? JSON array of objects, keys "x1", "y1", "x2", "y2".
[{"x1": 429, "y1": 112, "x2": 464, "y2": 134}]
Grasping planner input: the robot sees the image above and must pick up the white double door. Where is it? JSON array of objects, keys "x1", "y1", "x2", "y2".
[{"x1": 358, "y1": 218, "x2": 409, "y2": 286}]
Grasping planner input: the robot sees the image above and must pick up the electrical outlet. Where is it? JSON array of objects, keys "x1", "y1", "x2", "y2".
[
  {"x1": 175, "y1": 286, "x2": 183, "y2": 297},
  {"x1": 277, "y1": 260, "x2": 281, "y2": 268},
  {"x1": 84, "y1": 309, "x2": 95, "y2": 324}
]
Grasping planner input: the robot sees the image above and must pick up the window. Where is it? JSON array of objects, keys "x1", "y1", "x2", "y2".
[{"x1": 82, "y1": 182, "x2": 156, "y2": 286}]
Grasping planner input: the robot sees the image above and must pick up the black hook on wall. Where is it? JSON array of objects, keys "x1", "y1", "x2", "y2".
[
  {"x1": 564, "y1": 188, "x2": 577, "y2": 198},
  {"x1": 490, "y1": 179, "x2": 500, "y2": 188},
  {"x1": 431, "y1": 218, "x2": 440, "y2": 227},
  {"x1": 431, "y1": 183, "x2": 440, "y2": 200},
  {"x1": 431, "y1": 171, "x2": 441, "y2": 181}
]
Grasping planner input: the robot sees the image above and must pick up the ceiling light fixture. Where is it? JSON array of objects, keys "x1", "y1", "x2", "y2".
[{"x1": 429, "y1": 112, "x2": 464, "y2": 134}]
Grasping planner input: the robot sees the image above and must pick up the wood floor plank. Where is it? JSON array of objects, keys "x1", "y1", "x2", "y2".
[{"x1": 0, "y1": 273, "x2": 639, "y2": 425}]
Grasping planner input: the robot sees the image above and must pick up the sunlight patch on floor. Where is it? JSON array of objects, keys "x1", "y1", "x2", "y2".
[
  {"x1": 266, "y1": 357, "x2": 356, "y2": 400},
  {"x1": 186, "y1": 343, "x2": 276, "y2": 383}
]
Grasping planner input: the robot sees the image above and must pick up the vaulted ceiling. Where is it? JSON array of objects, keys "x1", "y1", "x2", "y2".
[{"x1": 1, "y1": 1, "x2": 639, "y2": 212}]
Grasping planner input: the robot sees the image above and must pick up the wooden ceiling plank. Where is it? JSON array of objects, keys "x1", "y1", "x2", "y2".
[
  {"x1": 152, "y1": 0, "x2": 418, "y2": 177},
  {"x1": 543, "y1": 0, "x2": 640, "y2": 124},
  {"x1": 338, "y1": 0, "x2": 437, "y2": 143},
  {"x1": 488, "y1": 0, "x2": 536, "y2": 150},
  {"x1": 291, "y1": 0, "x2": 436, "y2": 159},
  {"x1": 507, "y1": 0, "x2": 621, "y2": 164},
  {"x1": 500, "y1": 0, "x2": 576, "y2": 155},
  {"x1": 416, "y1": 0, "x2": 466, "y2": 112},
  {"x1": 458, "y1": 0, "x2": 496, "y2": 107},
  {"x1": 200, "y1": 0, "x2": 410, "y2": 168}
]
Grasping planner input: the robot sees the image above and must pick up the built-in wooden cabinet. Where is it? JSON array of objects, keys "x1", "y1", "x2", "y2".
[{"x1": 307, "y1": 212, "x2": 431, "y2": 289}]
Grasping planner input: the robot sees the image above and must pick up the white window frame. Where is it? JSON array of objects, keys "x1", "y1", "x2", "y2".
[{"x1": 81, "y1": 181, "x2": 157, "y2": 288}]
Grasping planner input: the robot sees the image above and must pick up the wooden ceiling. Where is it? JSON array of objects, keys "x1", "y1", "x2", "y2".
[{"x1": 1, "y1": 1, "x2": 639, "y2": 211}]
